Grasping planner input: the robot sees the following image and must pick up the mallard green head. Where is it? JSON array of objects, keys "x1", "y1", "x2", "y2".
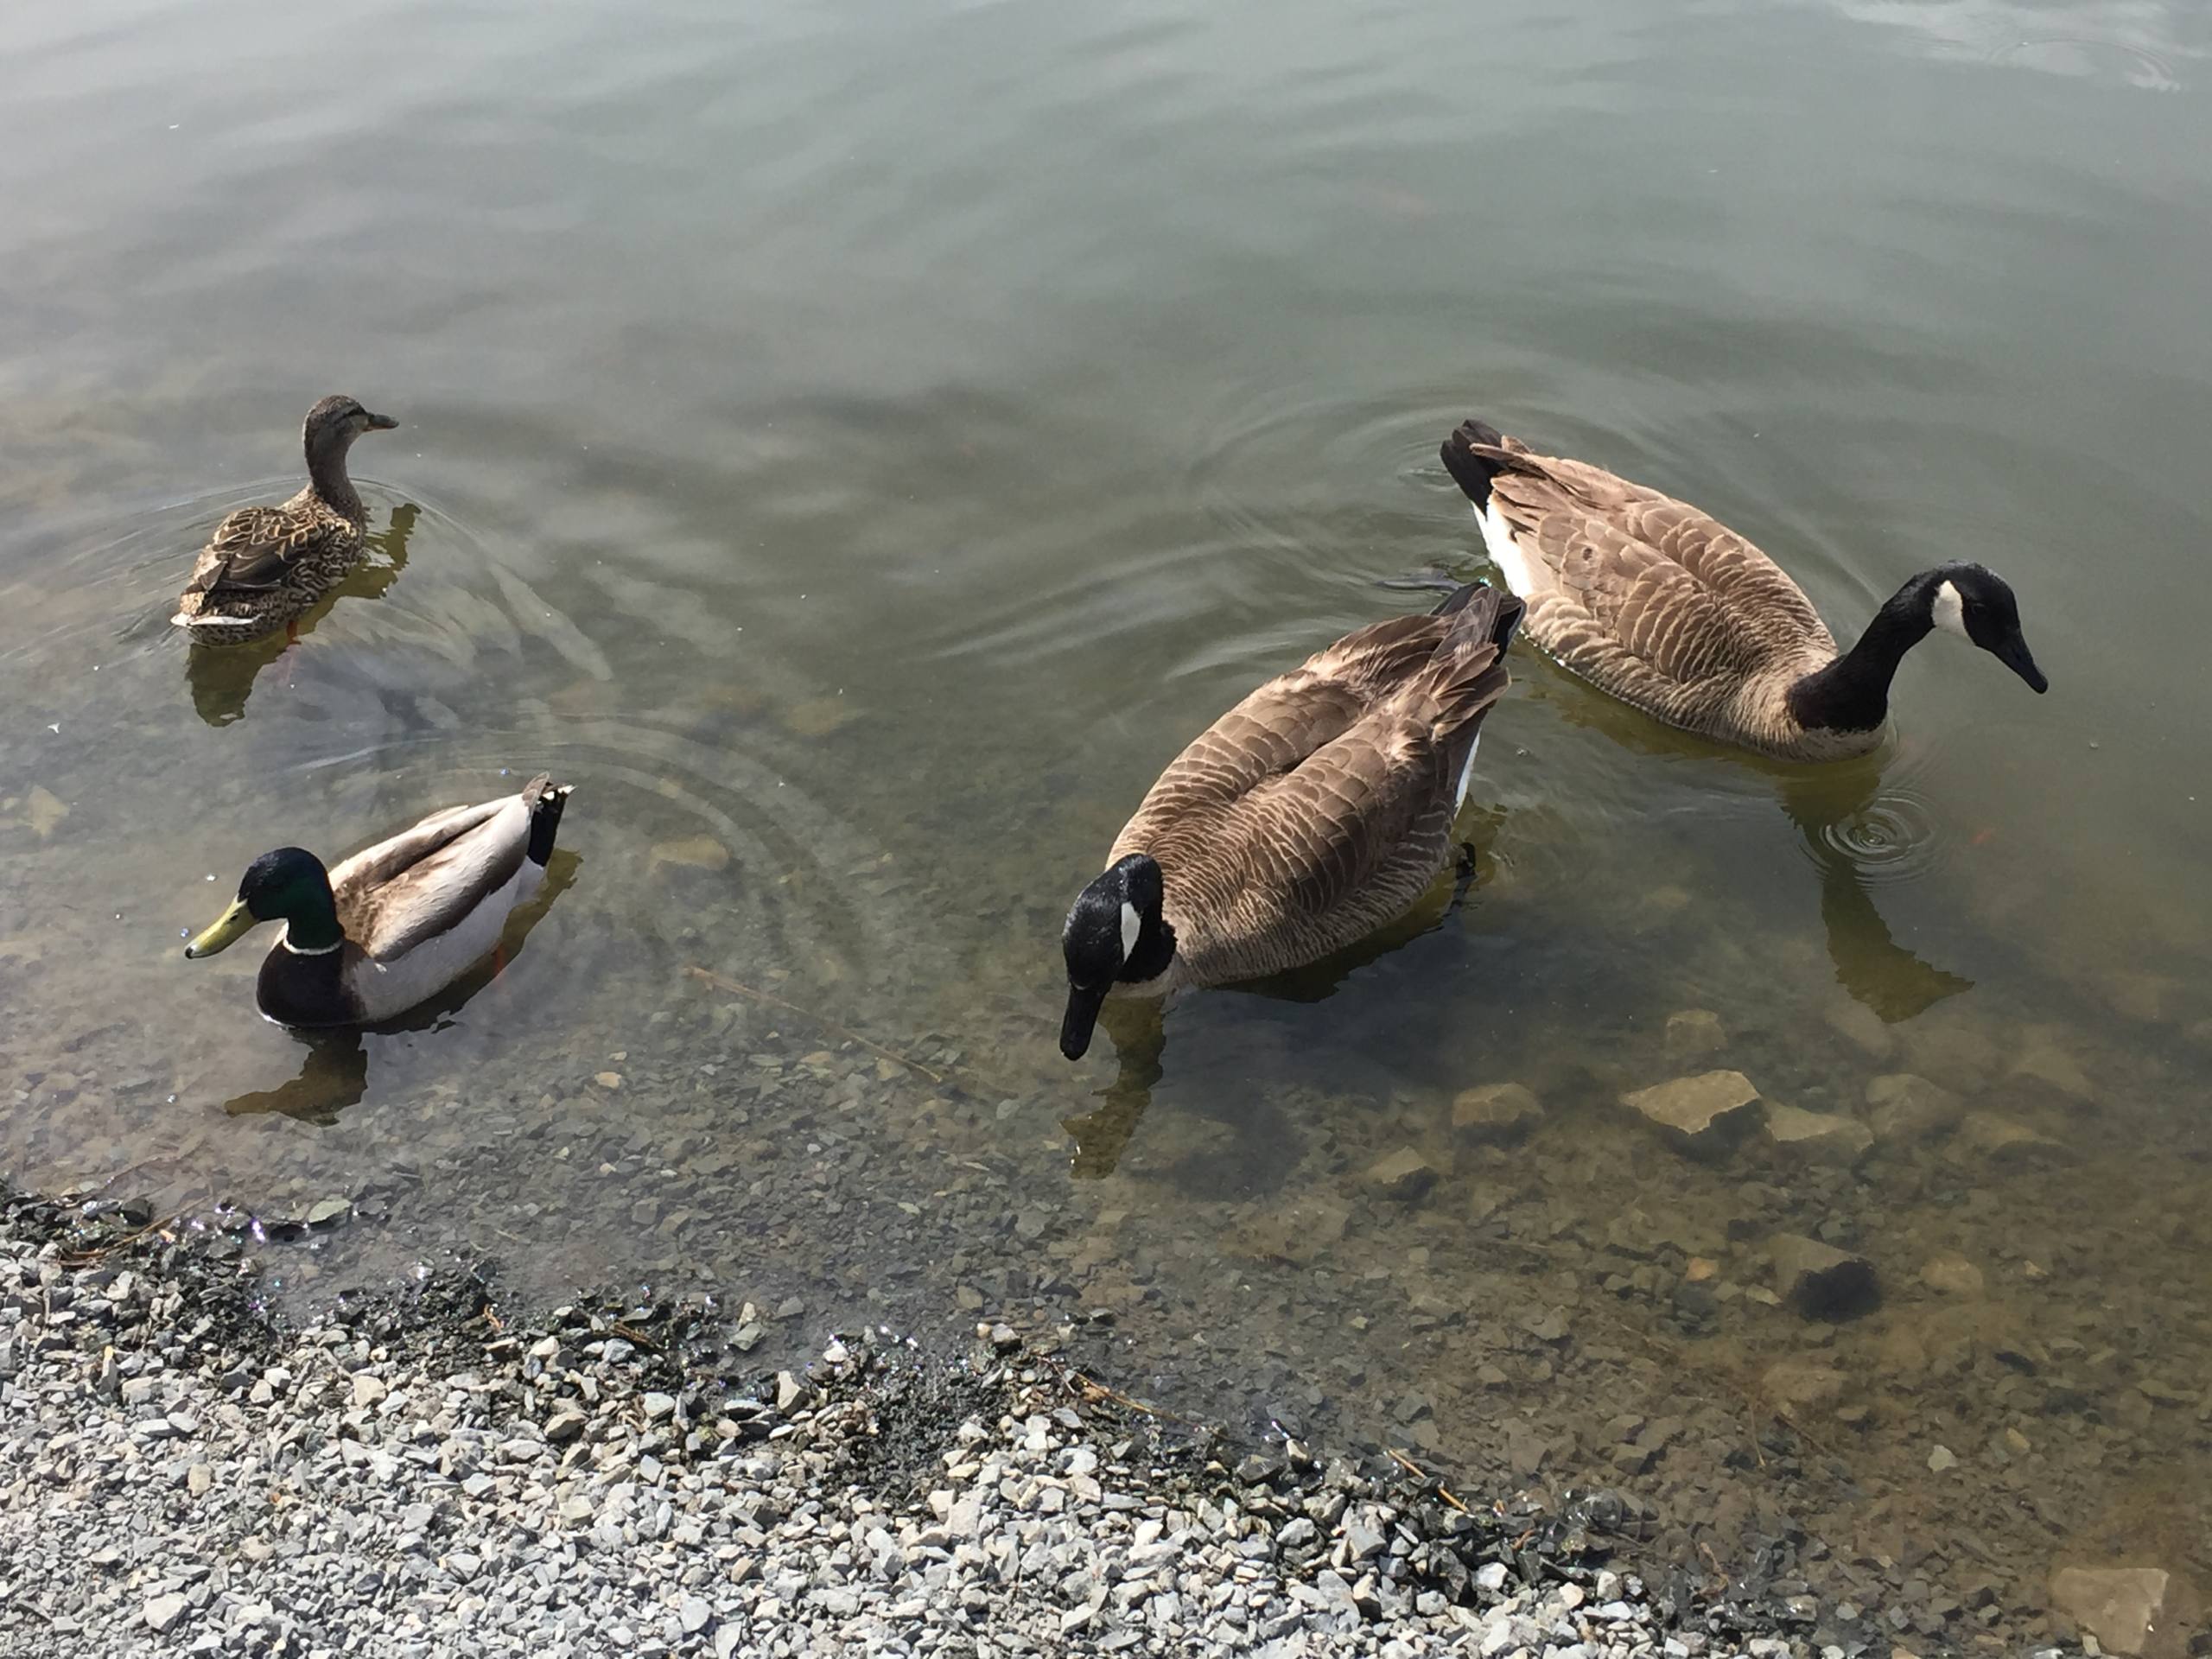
[{"x1": 186, "y1": 847, "x2": 343, "y2": 957}]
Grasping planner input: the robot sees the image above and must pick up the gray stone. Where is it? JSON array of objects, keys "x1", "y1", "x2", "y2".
[
  {"x1": 1761, "y1": 1103, "x2": 1874, "y2": 1166},
  {"x1": 1450, "y1": 1084, "x2": 1545, "y2": 1147},
  {"x1": 2010, "y1": 1038, "x2": 2094, "y2": 1104},
  {"x1": 1662, "y1": 1008, "x2": 1727, "y2": 1059},
  {"x1": 1761, "y1": 1357, "x2": 1848, "y2": 1414},
  {"x1": 143, "y1": 1595, "x2": 188, "y2": 1634},
  {"x1": 679, "y1": 1595, "x2": 712, "y2": 1635},
  {"x1": 1363, "y1": 1147, "x2": 1439, "y2": 1202},
  {"x1": 2048, "y1": 1565, "x2": 2201, "y2": 1659},
  {"x1": 1224, "y1": 1194, "x2": 1352, "y2": 1266},
  {"x1": 1955, "y1": 1109, "x2": 2065, "y2": 1166},
  {"x1": 1826, "y1": 1000, "x2": 1897, "y2": 1059},
  {"x1": 1919, "y1": 1252, "x2": 1986, "y2": 1297},
  {"x1": 642, "y1": 1392, "x2": 677, "y2": 1422},
  {"x1": 1864, "y1": 1073, "x2": 1965, "y2": 1145},
  {"x1": 1621, "y1": 1071, "x2": 1760, "y2": 1153},
  {"x1": 545, "y1": 1408, "x2": 588, "y2": 1443},
  {"x1": 1769, "y1": 1233, "x2": 1879, "y2": 1319}
]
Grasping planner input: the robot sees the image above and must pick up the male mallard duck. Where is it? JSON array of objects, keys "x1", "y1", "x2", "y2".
[
  {"x1": 1440, "y1": 419, "x2": 2046, "y2": 761},
  {"x1": 172, "y1": 395, "x2": 397, "y2": 645},
  {"x1": 185, "y1": 775, "x2": 573, "y2": 1027},
  {"x1": 1058, "y1": 582, "x2": 1522, "y2": 1060}
]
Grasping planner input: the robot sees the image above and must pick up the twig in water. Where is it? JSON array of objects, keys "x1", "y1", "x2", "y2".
[
  {"x1": 1384, "y1": 1446, "x2": 1473, "y2": 1515},
  {"x1": 685, "y1": 965, "x2": 945, "y2": 1084},
  {"x1": 54, "y1": 1212, "x2": 184, "y2": 1268}
]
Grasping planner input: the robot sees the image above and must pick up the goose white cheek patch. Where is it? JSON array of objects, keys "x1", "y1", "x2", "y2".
[
  {"x1": 1120, "y1": 900, "x2": 1140, "y2": 961},
  {"x1": 1931, "y1": 580, "x2": 1968, "y2": 639}
]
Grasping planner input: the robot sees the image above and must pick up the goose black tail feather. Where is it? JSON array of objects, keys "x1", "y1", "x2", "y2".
[{"x1": 1439, "y1": 418, "x2": 1510, "y2": 509}]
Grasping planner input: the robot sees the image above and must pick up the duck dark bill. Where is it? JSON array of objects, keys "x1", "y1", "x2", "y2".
[
  {"x1": 184, "y1": 897, "x2": 257, "y2": 958},
  {"x1": 1060, "y1": 982, "x2": 1108, "y2": 1062}
]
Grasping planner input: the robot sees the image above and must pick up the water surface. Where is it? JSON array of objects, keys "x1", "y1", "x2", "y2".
[{"x1": 3, "y1": 0, "x2": 2209, "y2": 1642}]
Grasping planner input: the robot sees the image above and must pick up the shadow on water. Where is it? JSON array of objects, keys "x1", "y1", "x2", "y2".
[
  {"x1": 220, "y1": 844, "x2": 581, "y2": 1124},
  {"x1": 1776, "y1": 764, "x2": 1974, "y2": 1021},
  {"x1": 1061, "y1": 808, "x2": 1506, "y2": 1177},
  {"x1": 1533, "y1": 649, "x2": 1974, "y2": 1022},
  {"x1": 185, "y1": 503, "x2": 420, "y2": 728}
]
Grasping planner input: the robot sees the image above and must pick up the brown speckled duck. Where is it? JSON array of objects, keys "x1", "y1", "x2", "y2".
[
  {"x1": 1440, "y1": 417, "x2": 2045, "y2": 760},
  {"x1": 172, "y1": 395, "x2": 397, "y2": 645},
  {"x1": 1057, "y1": 582, "x2": 1522, "y2": 1060}
]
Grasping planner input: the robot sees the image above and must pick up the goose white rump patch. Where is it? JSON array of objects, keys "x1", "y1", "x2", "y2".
[{"x1": 1478, "y1": 501, "x2": 1535, "y2": 598}]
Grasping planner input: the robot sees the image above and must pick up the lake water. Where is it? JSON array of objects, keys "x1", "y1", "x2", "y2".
[{"x1": 3, "y1": 0, "x2": 2209, "y2": 1645}]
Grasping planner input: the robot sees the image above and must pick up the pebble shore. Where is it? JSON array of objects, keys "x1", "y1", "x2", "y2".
[{"x1": 0, "y1": 1192, "x2": 2083, "y2": 1659}]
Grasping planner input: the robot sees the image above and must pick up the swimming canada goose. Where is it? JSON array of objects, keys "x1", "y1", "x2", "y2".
[
  {"x1": 1440, "y1": 419, "x2": 2046, "y2": 761},
  {"x1": 172, "y1": 395, "x2": 398, "y2": 645},
  {"x1": 184, "y1": 774, "x2": 572, "y2": 1027},
  {"x1": 1058, "y1": 582, "x2": 1522, "y2": 1060}
]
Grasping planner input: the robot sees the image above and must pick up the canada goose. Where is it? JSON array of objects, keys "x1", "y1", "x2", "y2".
[
  {"x1": 1058, "y1": 582, "x2": 1522, "y2": 1060},
  {"x1": 184, "y1": 774, "x2": 573, "y2": 1027},
  {"x1": 173, "y1": 395, "x2": 398, "y2": 645},
  {"x1": 1439, "y1": 419, "x2": 2045, "y2": 760}
]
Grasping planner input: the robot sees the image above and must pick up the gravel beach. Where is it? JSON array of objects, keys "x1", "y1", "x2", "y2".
[{"x1": 0, "y1": 1187, "x2": 2074, "y2": 1659}]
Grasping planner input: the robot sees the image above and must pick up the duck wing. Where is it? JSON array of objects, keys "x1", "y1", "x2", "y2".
[
  {"x1": 330, "y1": 779, "x2": 549, "y2": 962},
  {"x1": 186, "y1": 501, "x2": 335, "y2": 595}
]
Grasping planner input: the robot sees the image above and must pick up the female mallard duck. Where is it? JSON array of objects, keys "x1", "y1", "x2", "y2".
[
  {"x1": 172, "y1": 395, "x2": 397, "y2": 646},
  {"x1": 185, "y1": 775, "x2": 573, "y2": 1027},
  {"x1": 1058, "y1": 582, "x2": 1522, "y2": 1060},
  {"x1": 1440, "y1": 418, "x2": 2046, "y2": 761}
]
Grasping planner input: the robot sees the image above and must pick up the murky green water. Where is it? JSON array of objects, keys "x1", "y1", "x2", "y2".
[{"x1": 4, "y1": 0, "x2": 2210, "y2": 1641}]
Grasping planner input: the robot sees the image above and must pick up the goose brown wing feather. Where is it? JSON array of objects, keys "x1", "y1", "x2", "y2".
[
  {"x1": 1484, "y1": 450, "x2": 1835, "y2": 696},
  {"x1": 1237, "y1": 719, "x2": 1434, "y2": 925},
  {"x1": 1114, "y1": 597, "x2": 1512, "y2": 978}
]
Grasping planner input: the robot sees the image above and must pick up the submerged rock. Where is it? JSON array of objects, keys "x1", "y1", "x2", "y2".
[
  {"x1": 1954, "y1": 1110, "x2": 2065, "y2": 1166},
  {"x1": 1825, "y1": 1000, "x2": 1897, "y2": 1060},
  {"x1": 1768, "y1": 1232, "x2": 1878, "y2": 1319},
  {"x1": 1620, "y1": 1070, "x2": 1760, "y2": 1155},
  {"x1": 1450, "y1": 1084, "x2": 1544, "y2": 1148},
  {"x1": 1899, "y1": 1014, "x2": 2004, "y2": 1095},
  {"x1": 2048, "y1": 1565, "x2": 2202, "y2": 1659},
  {"x1": 1864, "y1": 1073, "x2": 1964, "y2": 1146},
  {"x1": 1363, "y1": 1147, "x2": 1438, "y2": 1203},
  {"x1": 28, "y1": 785, "x2": 69, "y2": 839},
  {"x1": 2009, "y1": 1038, "x2": 2094, "y2": 1106},
  {"x1": 1761, "y1": 1103, "x2": 1873, "y2": 1167},
  {"x1": 648, "y1": 835, "x2": 733, "y2": 874},
  {"x1": 1919, "y1": 1252, "x2": 1986, "y2": 1297},
  {"x1": 1662, "y1": 1009, "x2": 1727, "y2": 1060},
  {"x1": 1222, "y1": 1194, "x2": 1351, "y2": 1266},
  {"x1": 1761, "y1": 1356, "x2": 1847, "y2": 1414}
]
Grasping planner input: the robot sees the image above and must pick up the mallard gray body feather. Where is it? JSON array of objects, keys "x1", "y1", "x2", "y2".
[{"x1": 1440, "y1": 419, "x2": 2045, "y2": 761}]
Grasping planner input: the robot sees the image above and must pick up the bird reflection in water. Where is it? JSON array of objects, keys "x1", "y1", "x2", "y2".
[
  {"x1": 1059, "y1": 809, "x2": 1504, "y2": 1179},
  {"x1": 222, "y1": 845, "x2": 580, "y2": 1122},
  {"x1": 186, "y1": 501, "x2": 418, "y2": 728}
]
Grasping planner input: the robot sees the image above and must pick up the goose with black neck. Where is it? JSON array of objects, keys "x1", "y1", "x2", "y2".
[{"x1": 1440, "y1": 417, "x2": 2046, "y2": 760}]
